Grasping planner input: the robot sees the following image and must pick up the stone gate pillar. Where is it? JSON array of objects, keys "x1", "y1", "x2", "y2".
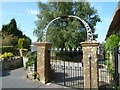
[
  {"x1": 35, "y1": 42, "x2": 52, "y2": 84},
  {"x1": 81, "y1": 41, "x2": 99, "y2": 89}
]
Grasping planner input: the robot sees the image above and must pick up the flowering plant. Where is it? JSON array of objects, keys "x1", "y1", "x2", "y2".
[{"x1": 0, "y1": 52, "x2": 14, "y2": 59}]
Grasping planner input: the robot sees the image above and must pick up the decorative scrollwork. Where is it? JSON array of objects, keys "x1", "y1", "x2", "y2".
[{"x1": 42, "y1": 15, "x2": 93, "y2": 42}]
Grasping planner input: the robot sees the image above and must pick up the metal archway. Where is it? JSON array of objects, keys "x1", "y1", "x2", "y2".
[{"x1": 42, "y1": 15, "x2": 93, "y2": 41}]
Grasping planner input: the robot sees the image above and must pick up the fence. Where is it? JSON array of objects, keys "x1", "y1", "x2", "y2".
[
  {"x1": 50, "y1": 47, "x2": 119, "y2": 89},
  {"x1": 50, "y1": 48, "x2": 84, "y2": 88}
]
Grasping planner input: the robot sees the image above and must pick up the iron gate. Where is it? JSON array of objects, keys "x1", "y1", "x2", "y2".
[
  {"x1": 50, "y1": 48, "x2": 84, "y2": 88},
  {"x1": 114, "y1": 47, "x2": 120, "y2": 87}
]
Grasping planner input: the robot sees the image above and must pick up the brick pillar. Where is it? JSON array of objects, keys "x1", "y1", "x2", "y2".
[
  {"x1": 81, "y1": 41, "x2": 99, "y2": 89},
  {"x1": 35, "y1": 42, "x2": 52, "y2": 84}
]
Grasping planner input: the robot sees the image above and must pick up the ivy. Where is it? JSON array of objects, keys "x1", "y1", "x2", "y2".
[
  {"x1": 104, "y1": 35, "x2": 120, "y2": 75},
  {"x1": 105, "y1": 34, "x2": 120, "y2": 52}
]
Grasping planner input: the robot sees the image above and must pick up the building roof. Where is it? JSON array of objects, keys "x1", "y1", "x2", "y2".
[{"x1": 106, "y1": 1, "x2": 120, "y2": 40}]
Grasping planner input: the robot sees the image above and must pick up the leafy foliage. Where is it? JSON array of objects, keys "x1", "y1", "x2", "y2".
[
  {"x1": 1, "y1": 18, "x2": 31, "y2": 50},
  {"x1": 104, "y1": 35, "x2": 120, "y2": 76},
  {"x1": 34, "y1": 1, "x2": 101, "y2": 48},
  {"x1": 26, "y1": 54, "x2": 37, "y2": 69},
  {"x1": 104, "y1": 60, "x2": 114, "y2": 74},
  {"x1": 18, "y1": 38, "x2": 30, "y2": 50},
  {"x1": 0, "y1": 46, "x2": 18, "y2": 55},
  {"x1": 2, "y1": 19, "x2": 23, "y2": 37},
  {"x1": 105, "y1": 34, "x2": 120, "y2": 51}
]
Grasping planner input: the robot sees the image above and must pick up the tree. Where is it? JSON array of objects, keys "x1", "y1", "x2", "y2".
[
  {"x1": 18, "y1": 38, "x2": 29, "y2": 56},
  {"x1": 1, "y1": 19, "x2": 31, "y2": 49},
  {"x1": 2, "y1": 18, "x2": 23, "y2": 38},
  {"x1": 34, "y1": 1, "x2": 101, "y2": 48}
]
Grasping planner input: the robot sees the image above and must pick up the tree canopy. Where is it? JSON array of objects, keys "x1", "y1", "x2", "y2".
[
  {"x1": 1, "y1": 18, "x2": 31, "y2": 49},
  {"x1": 34, "y1": 1, "x2": 101, "y2": 48}
]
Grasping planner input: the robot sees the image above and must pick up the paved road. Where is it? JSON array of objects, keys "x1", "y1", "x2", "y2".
[{"x1": 1, "y1": 68, "x2": 41, "y2": 88}]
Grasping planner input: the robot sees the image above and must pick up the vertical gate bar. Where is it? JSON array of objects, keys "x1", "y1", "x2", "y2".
[
  {"x1": 61, "y1": 50, "x2": 63, "y2": 86},
  {"x1": 75, "y1": 66, "x2": 77, "y2": 88},
  {"x1": 69, "y1": 50, "x2": 71, "y2": 87},
  {"x1": 66, "y1": 50, "x2": 68, "y2": 87},
  {"x1": 79, "y1": 67, "x2": 81, "y2": 87},
  {"x1": 63, "y1": 49, "x2": 66, "y2": 86},
  {"x1": 60, "y1": 49, "x2": 62, "y2": 78},
  {"x1": 114, "y1": 47, "x2": 119, "y2": 86},
  {"x1": 56, "y1": 48, "x2": 58, "y2": 72},
  {"x1": 70, "y1": 66, "x2": 72, "y2": 87},
  {"x1": 78, "y1": 63, "x2": 79, "y2": 88},
  {"x1": 79, "y1": 67, "x2": 80, "y2": 88},
  {"x1": 68, "y1": 61, "x2": 69, "y2": 87},
  {"x1": 73, "y1": 59, "x2": 75, "y2": 87}
]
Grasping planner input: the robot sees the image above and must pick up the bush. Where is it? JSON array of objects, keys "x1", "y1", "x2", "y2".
[
  {"x1": 25, "y1": 54, "x2": 37, "y2": 69},
  {"x1": 18, "y1": 38, "x2": 31, "y2": 50},
  {"x1": 0, "y1": 52, "x2": 14, "y2": 59}
]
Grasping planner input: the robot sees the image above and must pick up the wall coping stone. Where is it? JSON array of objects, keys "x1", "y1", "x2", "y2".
[
  {"x1": 81, "y1": 41, "x2": 100, "y2": 47},
  {"x1": 35, "y1": 42, "x2": 52, "y2": 46}
]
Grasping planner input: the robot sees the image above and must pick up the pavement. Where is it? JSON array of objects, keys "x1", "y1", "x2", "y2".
[
  {"x1": 1, "y1": 68, "x2": 41, "y2": 88},
  {"x1": 0, "y1": 68, "x2": 74, "y2": 89}
]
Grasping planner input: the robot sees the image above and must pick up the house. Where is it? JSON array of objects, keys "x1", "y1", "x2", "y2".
[
  {"x1": 106, "y1": 1, "x2": 120, "y2": 38},
  {"x1": 105, "y1": 1, "x2": 120, "y2": 86}
]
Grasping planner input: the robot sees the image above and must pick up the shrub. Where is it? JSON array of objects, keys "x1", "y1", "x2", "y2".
[
  {"x1": 25, "y1": 54, "x2": 37, "y2": 69},
  {"x1": 18, "y1": 38, "x2": 30, "y2": 50},
  {"x1": 0, "y1": 52, "x2": 14, "y2": 59}
]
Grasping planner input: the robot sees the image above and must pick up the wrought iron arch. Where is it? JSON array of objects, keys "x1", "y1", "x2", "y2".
[{"x1": 42, "y1": 15, "x2": 93, "y2": 41}]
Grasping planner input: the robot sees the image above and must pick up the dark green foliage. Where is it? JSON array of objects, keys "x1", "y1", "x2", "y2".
[
  {"x1": 2, "y1": 19, "x2": 23, "y2": 37},
  {"x1": 34, "y1": 1, "x2": 101, "y2": 48},
  {"x1": 1, "y1": 18, "x2": 31, "y2": 51},
  {"x1": 1, "y1": 46, "x2": 14, "y2": 53},
  {"x1": 0, "y1": 46, "x2": 19, "y2": 55}
]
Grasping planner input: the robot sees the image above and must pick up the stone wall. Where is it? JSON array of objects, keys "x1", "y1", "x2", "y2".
[{"x1": 0, "y1": 57, "x2": 23, "y2": 70}]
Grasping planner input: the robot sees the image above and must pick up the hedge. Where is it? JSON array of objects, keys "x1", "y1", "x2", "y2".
[{"x1": 0, "y1": 46, "x2": 19, "y2": 56}]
